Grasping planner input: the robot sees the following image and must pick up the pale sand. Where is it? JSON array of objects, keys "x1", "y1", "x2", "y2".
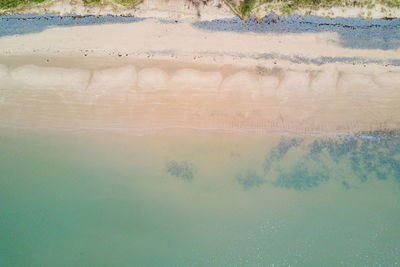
[
  {"x1": 221, "y1": 71, "x2": 260, "y2": 93},
  {"x1": 0, "y1": 20, "x2": 399, "y2": 134},
  {"x1": 170, "y1": 69, "x2": 223, "y2": 91},
  {"x1": 10, "y1": 64, "x2": 90, "y2": 91},
  {"x1": 138, "y1": 68, "x2": 169, "y2": 91},
  {"x1": 0, "y1": 57, "x2": 400, "y2": 134},
  {"x1": 87, "y1": 66, "x2": 137, "y2": 96}
]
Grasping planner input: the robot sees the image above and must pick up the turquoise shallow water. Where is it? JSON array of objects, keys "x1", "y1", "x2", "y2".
[{"x1": 0, "y1": 129, "x2": 399, "y2": 266}]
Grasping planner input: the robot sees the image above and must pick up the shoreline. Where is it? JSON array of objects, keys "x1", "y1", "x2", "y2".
[{"x1": 1, "y1": 123, "x2": 399, "y2": 140}]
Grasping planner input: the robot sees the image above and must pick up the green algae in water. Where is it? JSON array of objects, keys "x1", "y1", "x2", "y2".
[
  {"x1": 165, "y1": 160, "x2": 195, "y2": 182},
  {"x1": 0, "y1": 130, "x2": 399, "y2": 266}
]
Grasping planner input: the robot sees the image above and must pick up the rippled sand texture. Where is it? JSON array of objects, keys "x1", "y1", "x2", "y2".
[{"x1": 1, "y1": 60, "x2": 400, "y2": 133}]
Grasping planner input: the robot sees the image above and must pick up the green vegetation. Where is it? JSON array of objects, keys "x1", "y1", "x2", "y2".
[
  {"x1": 82, "y1": 0, "x2": 101, "y2": 4},
  {"x1": 384, "y1": 0, "x2": 400, "y2": 7},
  {"x1": 239, "y1": 0, "x2": 257, "y2": 17},
  {"x1": 113, "y1": 0, "x2": 139, "y2": 6},
  {"x1": 82, "y1": 0, "x2": 139, "y2": 5},
  {"x1": 0, "y1": 0, "x2": 47, "y2": 10},
  {"x1": 1, "y1": 0, "x2": 399, "y2": 14},
  {"x1": 280, "y1": 2, "x2": 297, "y2": 14}
]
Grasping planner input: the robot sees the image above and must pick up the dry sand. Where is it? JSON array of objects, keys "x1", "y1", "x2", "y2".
[{"x1": 0, "y1": 19, "x2": 399, "y2": 134}]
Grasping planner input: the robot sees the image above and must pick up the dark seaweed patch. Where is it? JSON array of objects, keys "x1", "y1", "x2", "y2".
[
  {"x1": 309, "y1": 140, "x2": 325, "y2": 156},
  {"x1": 383, "y1": 138, "x2": 400, "y2": 155},
  {"x1": 328, "y1": 139, "x2": 358, "y2": 162},
  {"x1": 377, "y1": 156, "x2": 400, "y2": 181},
  {"x1": 276, "y1": 138, "x2": 303, "y2": 157},
  {"x1": 263, "y1": 134, "x2": 400, "y2": 190},
  {"x1": 263, "y1": 137, "x2": 303, "y2": 172},
  {"x1": 308, "y1": 138, "x2": 359, "y2": 163},
  {"x1": 263, "y1": 158, "x2": 274, "y2": 173},
  {"x1": 165, "y1": 160, "x2": 195, "y2": 182},
  {"x1": 308, "y1": 138, "x2": 361, "y2": 160},
  {"x1": 349, "y1": 151, "x2": 368, "y2": 182},
  {"x1": 349, "y1": 151, "x2": 361, "y2": 172},
  {"x1": 362, "y1": 140, "x2": 394, "y2": 180},
  {"x1": 274, "y1": 163, "x2": 329, "y2": 190},
  {"x1": 236, "y1": 170, "x2": 266, "y2": 190},
  {"x1": 307, "y1": 139, "x2": 334, "y2": 162}
]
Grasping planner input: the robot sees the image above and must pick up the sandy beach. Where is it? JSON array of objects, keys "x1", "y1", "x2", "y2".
[
  {"x1": 1, "y1": 6, "x2": 400, "y2": 266},
  {"x1": 0, "y1": 16, "x2": 400, "y2": 135}
]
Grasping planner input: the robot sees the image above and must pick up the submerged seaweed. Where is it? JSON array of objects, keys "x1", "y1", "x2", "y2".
[
  {"x1": 263, "y1": 137, "x2": 303, "y2": 172},
  {"x1": 349, "y1": 151, "x2": 368, "y2": 182},
  {"x1": 276, "y1": 138, "x2": 304, "y2": 157},
  {"x1": 328, "y1": 139, "x2": 358, "y2": 162},
  {"x1": 275, "y1": 163, "x2": 329, "y2": 190},
  {"x1": 309, "y1": 139, "x2": 325, "y2": 156},
  {"x1": 261, "y1": 134, "x2": 400, "y2": 191},
  {"x1": 307, "y1": 138, "x2": 359, "y2": 162},
  {"x1": 165, "y1": 160, "x2": 195, "y2": 181},
  {"x1": 236, "y1": 170, "x2": 266, "y2": 190}
]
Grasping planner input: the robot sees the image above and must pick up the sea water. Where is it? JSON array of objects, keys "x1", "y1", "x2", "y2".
[{"x1": 0, "y1": 129, "x2": 399, "y2": 266}]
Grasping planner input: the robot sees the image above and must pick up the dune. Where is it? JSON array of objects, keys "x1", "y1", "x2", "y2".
[
  {"x1": 138, "y1": 68, "x2": 169, "y2": 91},
  {"x1": 87, "y1": 66, "x2": 137, "y2": 98},
  {"x1": 10, "y1": 65, "x2": 90, "y2": 91},
  {"x1": 170, "y1": 69, "x2": 222, "y2": 91}
]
